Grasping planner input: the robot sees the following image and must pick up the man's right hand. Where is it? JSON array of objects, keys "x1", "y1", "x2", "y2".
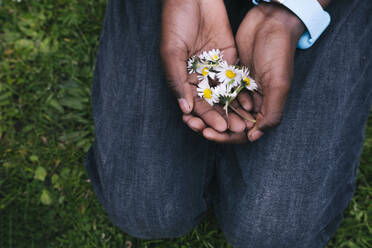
[{"x1": 160, "y1": 0, "x2": 254, "y2": 143}]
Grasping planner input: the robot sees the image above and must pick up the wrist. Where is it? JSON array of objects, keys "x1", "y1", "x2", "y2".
[{"x1": 257, "y1": 3, "x2": 305, "y2": 40}]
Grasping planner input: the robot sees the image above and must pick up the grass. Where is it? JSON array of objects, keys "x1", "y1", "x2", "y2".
[{"x1": 0, "y1": 0, "x2": 371, "y2": 247}]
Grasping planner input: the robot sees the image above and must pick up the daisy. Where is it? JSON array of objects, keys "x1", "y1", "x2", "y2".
[
  {"x1": 240, "y1": 66, "x2": 258, "y2": 91},
  {"x1": 199, "y1": 49, "x2": 223, "y2": 63},
  {"x1": 197, "y1": 77, "x2": 217, "y2": 106},
  {"x1": 215, "y1": 61, "x2": 241, "y2": 88},
  {"x1": 212, "y1": 82, "x2": 238, "y2": 115},
  {"x1": 212, "y1": 82, "x2": 237, "y2": 105},
  {"x1": 196, "y1": 64, "x2": 216, "y2": 79},
  {"x1": 186, "y1": 56, "x2": 198, "y2": 74}
]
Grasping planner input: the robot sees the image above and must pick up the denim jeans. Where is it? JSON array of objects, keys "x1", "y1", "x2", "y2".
[{"x1": 84, "y1": 0, "x2": 372, "y2": 247}]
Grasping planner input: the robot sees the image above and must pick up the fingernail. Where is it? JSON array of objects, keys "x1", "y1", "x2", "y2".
[
  {"x1": 248, "y1": 130, "x2": 263, "y2": 142},
  {"x1": 245, "y1": 119, "x2": 255, "y2": 129},
  {"x1": 203, "y1": 129, "x2": 214, "y2": 140},
  {"x1": 178, "y1": 98, "x2": 191, "y2": 113}
]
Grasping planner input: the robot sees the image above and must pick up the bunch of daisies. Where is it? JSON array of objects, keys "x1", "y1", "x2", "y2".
[{"x1": 187, "y1": 49, "x2": 258, "y2": 116}]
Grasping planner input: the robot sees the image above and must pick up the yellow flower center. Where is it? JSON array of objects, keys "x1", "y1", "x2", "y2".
[
  {"x1": 226, "y1": 70, "x2": 236, "y2": 79},
  {"x1": 212, "y1": 55, "x2": 218, "y2": 61},
  {"x1": 203, "y1": 88, "x2": 212, "y2": 99},
  {"x1": 202, "y1": 67, "x2": 209, "y2": 76},
  {"x1": 243, "y1": 77, "x2": 251, "y2": 86}
]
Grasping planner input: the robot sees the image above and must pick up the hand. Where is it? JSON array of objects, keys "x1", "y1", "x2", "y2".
[
  {"x1": 160, "y1": 0, "x2": 254, "y2": 143},
  {"x1": 235, "y1": 3, "x2": 305, "y2": 142}
]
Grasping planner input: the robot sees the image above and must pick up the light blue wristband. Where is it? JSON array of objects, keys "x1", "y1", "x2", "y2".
[{"x1": 252, "y1": 0, "x2": 331, "y2": 49}]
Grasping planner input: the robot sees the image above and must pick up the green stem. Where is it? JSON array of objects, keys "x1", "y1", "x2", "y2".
[
  {"x1": 225, "y1": 85, "x2": 245, "y2": 107},
  {"x1": 224, "y1": 101, "x2": 229, "y2": 117},
  {"x1": 228, "y1": 105, "x2": 256, "y2": 123}
]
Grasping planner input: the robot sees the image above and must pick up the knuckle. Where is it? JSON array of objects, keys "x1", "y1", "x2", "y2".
[
  {"x1": 167, "y1": 81, "x2": 178, "y2": 92},
  {"x1": 167, "y1": 82, "x2": 182, "y2": 98},
  {"x1": 266, "y1": 114, "x2": 282, "y2": 128},
  {"x1": 259, "y1": 113, "x2": 283, "y2": 130}
]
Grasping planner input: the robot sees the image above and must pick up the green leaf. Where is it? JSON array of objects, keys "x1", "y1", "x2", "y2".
[
  {"x1": 58, "y1": 196, "x2": 65, "y2": 205},
  {"x1": 39, "y1": 37, "x2": 51, "y2": 54},
  {"x1": 60, "y1": 168, "x2": 70, "y2": 178},
  {"x1": 29, "y1": 155, "x2": 39, "y2": 162},
  {"x1": 59, "y1": 97, "x2": 85, "y2": 110},
  {"x1": 49, "y1": 99, "x2": 64, "y2": 112},
  {"x1": 15, "y1": 39, "x2": 34, "y2": 50},
  {"x1": 51, "y1": 174, "x2": 59, "y2": 185},
  {"x1": 51, "y1": 174, "x2": 61, "y2": 189},
  {"x1": 34, "y1": 166, "x2": 47, "y2": 182},
  {"x1": 40, "y1": 189, "x2": 52, "y2": 205}
]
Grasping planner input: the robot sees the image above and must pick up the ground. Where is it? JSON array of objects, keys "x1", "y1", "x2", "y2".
[{"x1": 0, "y1": 0, "x2": 371, "y2": 247}]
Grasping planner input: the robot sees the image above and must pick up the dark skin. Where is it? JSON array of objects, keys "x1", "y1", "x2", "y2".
[
  {"x1": 160, "y1": 0, "x2": 255, "y2": 138},
  {"x1": 161, "y1": 0, "x2": 332, "y2": 143}
]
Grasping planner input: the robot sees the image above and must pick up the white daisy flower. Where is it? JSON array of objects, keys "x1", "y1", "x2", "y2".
[
  {"x1": 187, "y1": 56, "x2": 198, "y2": 74},
  {"x1": 215, "y1": 61, "x2": 241, "y2": 88},
  {"x1": 212, "y1": 82, "x2": 237, "y2": 104},
  {"x1": 197, "y1": 75, "x2": 207, "y2": 83},
  {"x1": 198, "y1": 51, "x2": 208, "y2": 61},
  {"x1": 196, "y1": 64, "x2": 216, "y2": 79},
  {"x1": 197, "y1": 77, "x2": 217, "y2": 106},
  {"x1": 240, "y1": 66, "x2": 258, "y2": 91},
  {"x1": 199, "y1": 49, "x2": 223, "y2": 63},
  {"x1": 212, "y1": 82, "x2": 238, "y2": 116}
]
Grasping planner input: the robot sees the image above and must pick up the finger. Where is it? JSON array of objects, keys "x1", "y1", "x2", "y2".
[
  {"x1": 247, "y1": 126, "x2": 264, "y2": 142},
  {"x1": 247, "y1": 78, "x2": 291, "y2": 142},
  {"x1": 257, "y1": 79, "x2": 291, "y2": 131},
  {"x1": 227, "y1": 113, "x2": 246, "y2": 133},
  {"x1": 212, "y1": 103, "x2": 247, "y2": 131},
  {"x1": 229, "y1": 100, "x2": 256, "y2": 130},
  {"x1": 202, "y1": 128, "x2": 247, "y2": 144},
  {"x1": 160, "y1": 45, "x2": 193, "y2": 114},
  {"x1": 182, "y1": 114, "x2": 206, "y2": 132},
  {"x1": 193, "y1": 97, "x2": 228, "y2": 132},
  {"x1": 251, "y1": 91, "x2": 263, "y2": 113},
  {"x1": 189, "y1": 83, "x2": 228, "y2": 132},
  {"x1": 237, "y1": 90, "x2": 253, "y2": 111},
  {"x1": 220, "y1": 45, "x2": 238, "y2": 65}
]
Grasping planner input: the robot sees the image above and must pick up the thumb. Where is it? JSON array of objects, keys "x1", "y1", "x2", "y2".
[
  {"x1": 247, "y1": 77, "x2": 291, "y2": 142},
  {"x1": 160, "y1": 46, "x2": 194, "y2": 114},
  {"x1": 221, "y1": 46, "x2": 238, "y2": 65}
]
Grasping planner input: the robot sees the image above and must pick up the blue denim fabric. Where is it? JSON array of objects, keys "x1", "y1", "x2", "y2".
[{"x1": 84, "y1": 0, "x2": 372, "y2": 247}]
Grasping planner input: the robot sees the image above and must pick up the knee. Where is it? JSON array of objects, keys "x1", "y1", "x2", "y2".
[
  {"x1": 223, "y1": 215, "x2": 306, "y2": 248},
  {"x1": 106, "y1": 194, "x2": 201, "y2": 239}
]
